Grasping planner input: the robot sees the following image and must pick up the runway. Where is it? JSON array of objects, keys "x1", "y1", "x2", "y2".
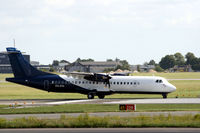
[
  {"x1": 0, "y1": 128, "x2": 200, "y2": 133},
  {"x1": 0, "y1": 98, "x2": 200, "y2": 106}
]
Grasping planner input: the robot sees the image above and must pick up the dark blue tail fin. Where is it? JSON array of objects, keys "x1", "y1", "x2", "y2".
[{"x1": 6, "y1": 47, "x2": 51, "y2": 78}]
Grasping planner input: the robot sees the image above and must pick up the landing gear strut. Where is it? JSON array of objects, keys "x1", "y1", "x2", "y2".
[
  {"x1": 162, "y1": 93, "x2": 168, "y2": 99},
  {"x1": 98, "y1": 95, "x2": 105, "y2": 99},
  {"x1": 87, "y1": 93, "x2": 94, "y2": 99}
]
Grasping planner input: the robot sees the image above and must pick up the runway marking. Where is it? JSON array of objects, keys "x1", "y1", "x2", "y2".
[
  {"x1": 45, "y1": 99, "x2": 98, "y2": 105},
  {"x1": 104, "y1": 98, "x2": 200, "y2": 104}
]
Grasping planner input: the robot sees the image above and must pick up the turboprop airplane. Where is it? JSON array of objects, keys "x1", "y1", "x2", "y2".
[{"x1": 5, "y1": 47, "x2": 176, "y2": 99}]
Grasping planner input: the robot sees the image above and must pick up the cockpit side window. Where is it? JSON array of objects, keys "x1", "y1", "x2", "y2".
[{"x1": 156, "y1": 79, "x2": 163, "y2": 83}]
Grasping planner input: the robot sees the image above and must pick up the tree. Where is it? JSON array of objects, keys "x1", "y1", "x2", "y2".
[
  {"x1": 119, "y1": 60, "x2": 130, "y2": 70},
  {"x1": 154, "y1": 65, "x2": 164, "y2": 72},
  {"x1": 143, "y1": 62, "x2": 148, "y2": 66},
  {"x1": 115, "y1": 58, "x2": 120, "y2": 62},
  {"x1": 106, "y1": 59, "x2": 113, "y2": 62},
  {"x1": 191, "y1": 58, "x2": 200, "y2": 71},
  {"x1": 185, "y1": 52, "x2": 196, "y2": 65},
  {"x1": 192, "y1": 64, "x2": 200, "y2": 71},
  {"x1": 159, "y1": 55, "x2": 176, "y2": 70},
  {"x1": 174, "y1": 52, "x2": 185, "y2": 65},
  {"x1": 52, "y1": 60, "x2": 59, "y2": 66},
  {"x1": 76, "y1": 58, "x2": 81, "y2": 62},
  {"x1": 148, "y1": 60, "x2": 156, "y2": 65},
  {"x1": 76, "y1": 58, "x2": 94, "y2": 62},
  {"x1": 137, "y1": 65, "x2": 140, "y2": 72}
]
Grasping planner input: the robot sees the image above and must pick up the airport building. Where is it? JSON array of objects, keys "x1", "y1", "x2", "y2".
[
  {"x1": 65, "y1": 61, "x2": 121, "y2": 73},
  {"x1": 130, "y1": 65, "x2": 155, "y2": 72},
  {"x1": 0, "y1": 53, "x2": 30, "y2": 73}
]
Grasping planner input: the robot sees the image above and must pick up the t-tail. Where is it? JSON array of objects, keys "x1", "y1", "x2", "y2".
[
  {"x1": 5, "y1": 47, "x2": 54, "y2": 90},
  {"x1": 6, "y1": 47, "x2": 51, "y2": 78}
]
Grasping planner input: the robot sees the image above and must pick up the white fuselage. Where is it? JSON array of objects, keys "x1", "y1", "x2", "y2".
[{"x1": 59, "y1": 75, "x2": 176, "y2": 94}]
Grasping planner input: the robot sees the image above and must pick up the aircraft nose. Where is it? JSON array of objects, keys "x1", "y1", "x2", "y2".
[{"x1": 169, "y1": 84, "x2": 176, "y2": 92}]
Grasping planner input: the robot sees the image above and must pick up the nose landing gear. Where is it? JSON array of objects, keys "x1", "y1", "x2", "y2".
[{"x1": 162, "y1": 93, "x2": 168, "y2": 99}]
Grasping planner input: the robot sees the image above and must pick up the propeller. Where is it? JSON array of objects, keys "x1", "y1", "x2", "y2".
[
  {"x1": 84, "y1": 73, "x2": 112, "y2": 88},
  {"x1": 102, "y1": 74, "x2": 111, "y2": 88}
]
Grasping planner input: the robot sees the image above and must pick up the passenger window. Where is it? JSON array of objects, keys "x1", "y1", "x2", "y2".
[
  {"x1": 86, "y1": 81, "x2": 88, "y2": 84},
  {"x1": 75, "y1": 81, "x2": 77, "y2": 84},
  {"x1": 120, "y1": 82, "x2": 123, "y2": 85},
  {"x1": 96, "y1": 82, "x2": 98, "y2": 84},
  {"x1": 127, "y1": 82, "x2": 129, "y2": 85},
  {"x1": 124, "y1": 82, "x2": 126, "y2": 85},
  {"x1": 93, "y1": 81, "x2": 95, "y2": 84},
  {"x1": 79, "y1": 81, "x2": 81, "y2": 84},
  {"x1": 130, "y1": 82, "x2": 133, "y2": 85},
  {"x1": 113, "y1": 82, "x2": 115, "y2": 84},
  {"x1": 82, "y1": 81, "x2": 84, "y2": 84},
  {"x1": 117, "y1": 82, "x2": 119, "y2": 85},
  {"x1": 134, "y1": 82, "x2": 136, "y2": 85}
]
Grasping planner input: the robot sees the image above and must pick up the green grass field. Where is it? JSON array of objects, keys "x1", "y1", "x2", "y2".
[
  {"x1": 0, "y1": 104, "x2": 200, "y2": 114},
  {"x1": 0, "y1": 114, "x2": 200, "y2": 128},
  {"x1": 0, "y1": 73, "x2": 200, "y2": 99}
]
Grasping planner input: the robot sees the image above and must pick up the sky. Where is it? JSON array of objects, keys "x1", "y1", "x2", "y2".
[{"x1": 0, "y1": 0, "x2": 200, "y2": 65}]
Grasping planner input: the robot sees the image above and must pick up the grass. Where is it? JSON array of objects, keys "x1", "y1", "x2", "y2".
[
  {"x1": 0, "y1": 73, "x2": 200, "y2": 99},
  {"x1": 0, "y1": 104, "x2": 200, "y2": 114},
  {"x1": 0, "y1": 114, "x2": 200, "y2": 128}
]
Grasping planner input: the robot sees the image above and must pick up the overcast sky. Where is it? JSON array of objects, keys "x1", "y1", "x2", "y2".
[{"x1": 0, "y1": 0, "x2": 200, "y2": 65}]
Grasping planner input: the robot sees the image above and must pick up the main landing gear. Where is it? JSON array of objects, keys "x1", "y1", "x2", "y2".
[
  {"x1": 87, "y1": 93, "x2": 105, "y2": 99},
  {"x1": 162, "y1": 93, "x2": 168, "y2": 99},
  {"x1": 87, "y1": 93, "x2": 94, "y2": 99},
  {"x1": 98, "y1": 95, "x2": 105, "y2": 99}
]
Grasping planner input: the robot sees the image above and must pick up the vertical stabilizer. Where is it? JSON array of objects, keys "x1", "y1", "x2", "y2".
[{"x1": 6, "y1": 47, "x2": 51, "y2": 78}]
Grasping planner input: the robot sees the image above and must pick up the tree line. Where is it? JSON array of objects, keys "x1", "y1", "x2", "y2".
[
  {"x1": 51, "y1": 52, "x2": 200, "y2": 72},
  {"x1": 148, "y1": 52, "x2": 200, "y2": 71}
]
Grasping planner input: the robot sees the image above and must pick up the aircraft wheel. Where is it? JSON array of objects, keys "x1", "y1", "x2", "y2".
[
  {"x1": 87, "y1": 93, "x2": 94, "y2": 99},
  {"x1": 98, "y1": 95, "x2": 105, "y2": 99},
  {"x1": 162, "y1": 93, "x2": 167, "y2": 99}
]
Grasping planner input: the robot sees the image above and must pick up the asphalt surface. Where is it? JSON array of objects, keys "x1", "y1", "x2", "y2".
[
  {"x1": 0, "y1": 128, "x2": 200, "y2": 133},
  {"x1": 0, "y1": 98, "x2": 200, "y2": 106},
  {"x1": 1, "y1": 111, "x2": 200, "y2": 119}
]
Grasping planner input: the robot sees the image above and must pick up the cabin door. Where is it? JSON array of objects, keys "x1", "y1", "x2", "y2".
[{"x1": 44, "y1": 80, "x2": 49, "y2": 91}]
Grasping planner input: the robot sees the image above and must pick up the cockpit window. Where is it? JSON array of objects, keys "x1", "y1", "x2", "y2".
[{"x1": 156, "y1": 80, "x2": 163, "y2": 83}]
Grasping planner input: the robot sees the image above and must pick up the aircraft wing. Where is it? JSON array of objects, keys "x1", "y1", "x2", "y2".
[{"x1": 64, "y1": 72, "x2": 112, "y2": 82}]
